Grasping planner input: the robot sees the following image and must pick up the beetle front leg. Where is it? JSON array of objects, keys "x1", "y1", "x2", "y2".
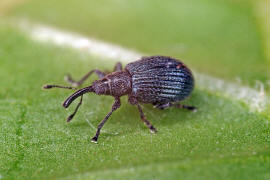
[
  {"x1": 65, "y1": 69, "x2": 106, "y2": 87},
  {"x1": 91, "y1": 97, "x2": 121, "y2": 143}
]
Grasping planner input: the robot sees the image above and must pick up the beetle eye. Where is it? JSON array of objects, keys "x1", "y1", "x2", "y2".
[{"x1": 101, "y1": 79, "x2": 108, "y2": 83}]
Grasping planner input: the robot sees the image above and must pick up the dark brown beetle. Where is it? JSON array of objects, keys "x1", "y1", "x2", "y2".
[{"x1": 44, "y1": 56, "x2": 196, "y2": 143}]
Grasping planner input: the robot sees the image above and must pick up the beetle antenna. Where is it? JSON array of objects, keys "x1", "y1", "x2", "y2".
[
  {"x1": 43, "y1": 84, "x2": 77, "y2": 90},
  {"x1": 63, "y1": 86, "x2": 94, "y2": 108}
]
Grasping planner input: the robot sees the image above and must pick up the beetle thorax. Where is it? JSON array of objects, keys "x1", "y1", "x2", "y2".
[{"x1": 92, "y1": 71, "x2": 132, "y2": 96}]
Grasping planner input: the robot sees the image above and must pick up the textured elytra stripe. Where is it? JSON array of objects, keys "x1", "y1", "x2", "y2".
[
  {"x1": 132, "y1": 68, "x2": 189, "y2": 74},
  {"x1": 17, "y1": 20, "x2": 269, "y2": 113},
  {"x1": 136, "y1": 86, "x2": 183, "y2": 95},
  {"x1": 158, "y1": 93, "x2": 184, "y2": 98},
  {"x1": 132, "y1": 70, "x2": 192, "y2": 78},
  {"x1": 132, "y1": 77, "x2": 188, "y2": 84},
  {"x1": 132, "y1": 73, "x2": 189, "y2": 81},
  {"x1": 133, "y1": 83, "x2": 186, "y2": 90},
  {"x1": 133, "y1": 80, "x2": 192, "y2": 90}
]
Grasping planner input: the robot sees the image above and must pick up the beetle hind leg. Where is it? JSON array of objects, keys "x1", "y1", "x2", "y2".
[
  {"x1": 128, "y1": 96, "x2": 157, "y2": 133},
  {"x1": 137, "y1": 104, "x2": 157, "y2": 133},
  {"x1": 175, "y1": 104, "x2": 197, "y2": 111}
]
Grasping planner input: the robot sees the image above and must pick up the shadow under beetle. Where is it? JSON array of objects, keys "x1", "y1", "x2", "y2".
[{"x1": 43, "y1": 56, "x2": 196, "y2": 143}]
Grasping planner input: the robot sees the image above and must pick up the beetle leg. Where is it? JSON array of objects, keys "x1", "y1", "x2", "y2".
[
  {"x1": 174, "y1": 104, "x2": 197, "y2": 112},
  {"x1": 154, "y1": 102, "x2": 197, "y2": 112},
  {"x1": 91, "y1": 97, "x2": 121, "y2": 143},
  {"x1": 137, "y1": 103, "x2": 157, "y2": 133},
  {"x1": 113, "y1": 62, "x2": 123, "y2": 71},
  {"x1": 153, "y1": 102, "x2": 171, "y2": 110},
  {"x1": 65, "y1": 69, "x2": 106, "y2": 87},
  {"x1": 128, "y1": 95, "x2": 157, "y2": 133}
]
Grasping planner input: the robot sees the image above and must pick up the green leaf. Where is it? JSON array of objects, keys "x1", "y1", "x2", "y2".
[{"x1": 0, "y1": 24, "x2": 269, "y2": 180}]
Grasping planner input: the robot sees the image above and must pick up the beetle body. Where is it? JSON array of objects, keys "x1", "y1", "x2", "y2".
[
  {"x1": 126, "y1": 56, "x2": 194, "y2": 104},
  {"x1": 44, "y1": 55, "x2": 195, "y2": 142}
]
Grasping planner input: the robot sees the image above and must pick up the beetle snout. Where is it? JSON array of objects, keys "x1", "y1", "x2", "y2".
[{"x1": 62, "y1": 86, "x2": 93, "y2": 108}]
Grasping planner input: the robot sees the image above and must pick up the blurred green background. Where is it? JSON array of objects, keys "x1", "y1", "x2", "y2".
[
  {"x1": 0, "y1": 0, "x2": 270, "y2": 179},
  {"x1": 4, "y1": 0, "x2": 270, "y2": 88}
]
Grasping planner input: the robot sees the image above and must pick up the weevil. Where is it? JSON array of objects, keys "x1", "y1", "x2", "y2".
[{"x1": 43, "y1": 56, "x2": 196, "y2": 143}]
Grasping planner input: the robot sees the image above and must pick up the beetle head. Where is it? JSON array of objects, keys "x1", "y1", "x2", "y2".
[{"x1": 91, "y1": 79, "x2": 111, "y2": 95}]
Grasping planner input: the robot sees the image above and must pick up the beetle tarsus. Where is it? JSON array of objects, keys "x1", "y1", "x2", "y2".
[
  {"x1": 150, "y1": 126, "x2": 157, "y2": 133},
  {"x1": 176, "y1": 104, "x2": 197, "y2": 112},
  {"x1": 66, "y1": 114, "x2": 74, "y2": 122},
  {"x1": 91, "y1": 137, "x2": 98, "y2": 143}
]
